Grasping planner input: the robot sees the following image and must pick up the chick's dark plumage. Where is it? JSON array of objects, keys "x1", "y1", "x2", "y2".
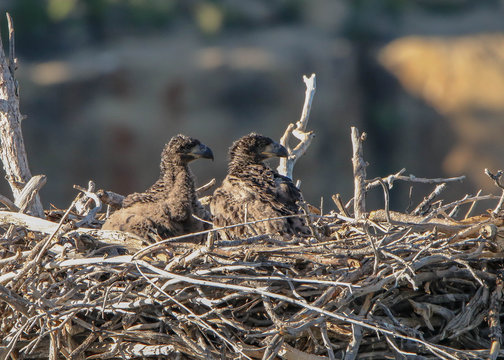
[
  {"x1": 210, "y1": 133, "x2": 308, "y2": 238},
  {"x1": 102, "y1": 135, "x2": 213, "y2": 241}
]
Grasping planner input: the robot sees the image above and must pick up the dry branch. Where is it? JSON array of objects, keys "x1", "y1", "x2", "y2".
[
  {"x1": 96, "y1": 188, "x2": 124, "y2": 209},
  {"x1": 0, "y1": 14, "x2": 43, "y2": 217},
  {"x1": 366, "y1": 168, "x2": 465, "y2": 190},
  {"x1": 277, "y1": 74, "x2": 316, "y2": 179},
  {"x1": 412, "y1": 183, "x2": 446, "y2": 216},
  {"x1": 351, "y1": 127, "x2": 367, "y2": 219},
  {"x1": 485, "y1": 169, "x2": 504, "y2": 215}
]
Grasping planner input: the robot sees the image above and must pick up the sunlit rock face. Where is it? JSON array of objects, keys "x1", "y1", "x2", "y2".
[{"x1": 379, "y1": 34, "x2": 504, "y2": 189}]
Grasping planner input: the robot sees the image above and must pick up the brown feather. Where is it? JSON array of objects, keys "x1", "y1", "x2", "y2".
[
  {"x1": 102, "y1": 135, "x2": 213, "y2": 242},
  {"x1": 210, "y1": 133, "x2": 308, "y2": 238}
]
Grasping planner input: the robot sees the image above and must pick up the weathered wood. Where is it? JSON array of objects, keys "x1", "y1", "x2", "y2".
[
  {"x1": 0, "y1": 14, "x2": 43, "y2": 217},
  {"x1": 14, "y1": 174, "x2": 46, "y2": 213},
  {"x1": 488, "y1": 277, "x2": 503, "y2": 360},
  {"x1": 96, "y1": 188, "x2": 124, "y2": 209},
  {"x1": 277, "y1": 74, "x2": 316, "y2": 179},
  {"x1": 351, "y1": 127, "x2": 366, "y2": 219}
]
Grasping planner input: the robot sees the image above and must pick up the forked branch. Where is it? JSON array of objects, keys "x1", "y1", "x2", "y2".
[{"x1": 277, "y1": 74, "x2": 316, "y2": 179}]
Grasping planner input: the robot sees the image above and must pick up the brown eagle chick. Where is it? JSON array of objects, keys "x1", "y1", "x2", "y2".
[
  {"x1": 102, "y1": 135, "x2": 213, "y2": 241},
  {"x1": 210, "y1": 133, "x2": 308, "y2": 238}
]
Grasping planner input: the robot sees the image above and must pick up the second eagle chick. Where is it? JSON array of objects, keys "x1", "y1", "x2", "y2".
[
  {"x1": 210, "y1": 133, "x2": 308, "y2": 238},
  {"x1": 102, "y1": 135, "x2": 213, "y2": 241}
]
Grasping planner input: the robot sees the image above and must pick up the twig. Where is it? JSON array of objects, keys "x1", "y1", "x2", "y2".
[
  {"x1": 488, "y1": 275, "x2": 503, "y2": 360},
  {"x1": 373, "y1": 178, "x2": 390, "y2": 222},
  {"x1": 319, "y1": 321, "x2": 335, "y2": 360},
  {"x1": 463, "y1": 190, "x2": 481, "y2": 219},
  {"x1": 96, "y1": 189, "x2": 124, "y2": 209},
  {"x1": 422, "y1": 194, "x2": 500, "y2": 222},
  {"x1": 485, "y1": 169, "x2": 504, "y2": 216},
  {"x1": 412, "y1": 183, "x2": 446, "y2": 216},
  {"x1": 351, "y1": 127, "x2": 367, "y2": 219},
  {"x1": 332, "y1": 194, "x2": 349, "y2": 217},
  {"x1": 277, "y1": 74, "x2": 316, "y2": 179},
  {"x1": 366, "y1": 170, "x2": 464, "y2": 190},
  {"x1": 73, "y1": 184, "x2": 102, "y2": 227},
  {"x1": 196, "y1": 178, "x2": 215, "y2": 194},
  {"x1": 344, "y1": 293, "x2": 373, "y2": 360},
  {"x1": 74, "y1": 180, "x2": 95, "y2": 215}
]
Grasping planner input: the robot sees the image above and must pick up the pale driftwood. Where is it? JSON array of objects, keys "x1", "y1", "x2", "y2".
[
  {"x1": 277, "y1": 74, "x2": 316, "y2": 179},
  {"x1": 0, "y1": 210, "x2": 144, "y2": 250},
  {"x1": 14, "y1": 174, "x2": 46, "y2": 213},
  {"x1": 74, "y1": 180, "x2": 95, "y2": 215},
  {"x1": 73, "y1": 183, "x2": 102, "y2": 227},
  {"x1": 351, "y1": 127, "x2": 366, "y2": 219},
  {"x1": 0, "y1": 193, "x2": 18, "y2": 211},
  {"x1": 97, "y1": 188, "x2": 124, "y2": 209},
  {"x1": 0, "y1": 210, "x2": 58, "y2": 233},
  {"x1": 0, "y1": 14, "x2": 43, "y2": 217}
]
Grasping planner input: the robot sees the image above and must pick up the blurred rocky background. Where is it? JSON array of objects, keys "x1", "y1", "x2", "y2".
[{"x1": 2, "y1": 0, "x2": 504, "y2": 214}]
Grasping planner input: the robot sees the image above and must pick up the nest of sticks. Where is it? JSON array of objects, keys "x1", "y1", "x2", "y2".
[{"x1": 1, "y1": 168, "x2": 504, "y2": 360}]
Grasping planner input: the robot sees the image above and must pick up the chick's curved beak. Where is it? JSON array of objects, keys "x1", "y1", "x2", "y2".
[
  {"x1": 262, "y1": 141, "x2": 288, "y2": 158},
  {"x1": 192, "y1": 143, "x2": 214, "y2": 161}
]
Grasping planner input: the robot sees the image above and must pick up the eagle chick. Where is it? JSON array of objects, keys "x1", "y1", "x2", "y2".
[
  {"x1": 102, "y1": 135, "x2": 213, "y2": 241},
  {"x1": 210, "y1": 133, "x2": 308, "y2": 238}
]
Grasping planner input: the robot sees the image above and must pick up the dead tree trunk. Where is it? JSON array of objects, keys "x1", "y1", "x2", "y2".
[{"x1": 0, "y1": 14, "x2": 44, "y2": 217}]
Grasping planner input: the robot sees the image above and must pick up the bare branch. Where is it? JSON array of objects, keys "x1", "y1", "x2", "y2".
[
  {"x1": 412, "y1": 183, "x2": 446, "y2": 216},
  {"x1": 196, "y1": 178, "x2": 216, "y2": 194},
  {"x1": 15, "y1": 174, "x2": 46, "y2": 213},
  {"x1": 485, "y1": 169, "x2": 504, "y2": 216},
  {"x1": 351, "y1": 127, "x2": 367, "y2": 219},
  {"x1": 367, "y1": 171, "x2": 464, "y2": 190},
  {"x1": 331, "y1": 193, "x2": 350, "y2": 217},
  {"x1": 277, "y1": 74, "x2": 316, "y2": 179},
  {"x1": 97, "y1": 189, "x2": 124, "y2": 209}
]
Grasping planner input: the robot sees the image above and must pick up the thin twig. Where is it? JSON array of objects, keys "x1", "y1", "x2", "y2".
[
  {"x1": 366, "y1": 171, "x2": 464, "y2": 190},
  {"x1": 485, "y1": 169, "x2": 504, "y2": 215},
  {"x1": 412, "y1": 183, "x2": 446, "y2": 216}
]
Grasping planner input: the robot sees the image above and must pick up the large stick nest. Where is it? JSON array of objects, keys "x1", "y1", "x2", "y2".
[{"x1": 1, "y1": 190, "x2": 504, "y2": 359}]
